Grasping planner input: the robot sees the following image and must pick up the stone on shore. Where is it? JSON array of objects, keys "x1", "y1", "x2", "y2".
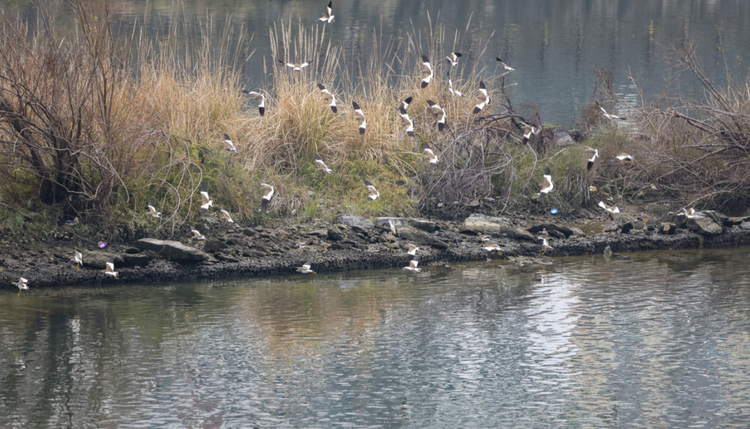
[
  {"x1": 135, "y1": 238, "x2": 207, "y2": 262},
  {"x1": 528, "y1": 223, "x2": 574, "y2": 239},
  {"x1": 463, "y1": 214, "x2": 535, "y2": 241},
  {"x1": 81, "y1": 251, "x2": 123, "y2": 269},
  {"x1": 398, "y1": 226, "x2": 449, "y2": 249},
  {"x1": 335, "y1": 214, "x2": 373, "y2": 229},
  {"x1": 408, "y1": 218, "x2": 438, "y2": 232},
  {"x1": 376, "y1": 217, "x2": 408, "y2": 229}
]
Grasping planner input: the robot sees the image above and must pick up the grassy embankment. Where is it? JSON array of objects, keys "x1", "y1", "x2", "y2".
[{"x1": 0, "y1": 3, "x2": 748, "y2": 244}]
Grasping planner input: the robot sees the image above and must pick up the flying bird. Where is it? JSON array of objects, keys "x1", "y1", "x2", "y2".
[
  {"x1": 445, "y1": 52, "x2": 462, "y2": 67},
  {"x1": 364, "y1": 180, "x2": 380, "y2": 201},
  {"x1": 586, "y1": 147, "x2": 599, "y2": 170},
  {"x1": 539, "y1": 167, "x2": 554, "y2": 197},
  {"x1": 680, "y1": 207, "x2": 696, "y2": 224},
  {"x1": 522, "y1": 123, "x2": 538, "y2": 144},
  {"x1": 426, "y1": 100, "x2": 447, "y2": 131},
  {"x1": 595, "y1": 101, "x2": 626, "y2": 121},
  {"x1": 496, "y1": 57, "x2": 515, "y2": 72},
  {"x1": 614, "y1": 153, "x2": 634, "y2": 162},
  {"x1": 316, "y1": 83, "x2": 337, "y2": 113},
  {"x1": 12, "y1": 274, "x2": 29, "y2": 296},
  {"x1": 407, "y1": 244, "x2": 420, "y2": 256},
  {"x1": 68, "y1": 251, "x2": 83, "y2": 270},
  {"x1": 102, "y1": 258, "x2": 119, "y2": 280},
  {"x1": 473, "y1": 81, "x2": 491, "y2": 114},
  {"x1": 353, "y1": 101, "x2": 367, "y2": 134},
  {"x1": 223, "y1": 133, "x2": 238, "y2": 153},
  {"x1": 403, "y1": 256, "x2": 422, "y2": 272},
  {"x1": 199, "y1": 185, "x2": 213, "y2": 214},
  {"x1": 400, "y1": 96, "x2": 413, "y2": 111},
  {"x1": 419, "y1": 55, "x2": 434, "y2": 89},
  {"x1": 398, "y1": 106, "x2": 415, "y2": 137},
  {"x1": 147, "y1": 201, "x2": 162, "y2": 219},
  {"x1": 478, "y1": 233, "x2": 491, "y2": 243},
  {"x1": 481, "y1": 243, "x2": 501, "y2": 256},
  {"x1": 242, "y1": 90, "x2": 266, "y2": 116},
  {"x1": 423, "y1": 143, "x2": 439, "y2": 165},
  {"x1": 296, "y1": 262, "x2": 317, "y2": 274},
  {"x1": 260, "y1": 182, "x2": 275, "y2": 208},
  {"x1": 532, "y1": 235, "x2": 552, "y2": 255},
  {"x1": 598, "y1": 200, "x2": 620, "y2": 218},
  {"x1": 219, "y1": 206, "x2": 234, "y2": 223},
  {"x1": 446, "y1": 72, "x2": 463, "y2": 97},
  {"x1": 190, "y1": 225, "x2": 206, "y2": 240},
  {"x1": 279, "y1": 59, "x2": 312, "y2": 72},
  {"x1": 314, "y1": 153, "x2": 334, "y2": 174},
  {"x1": 318, "y1": 1, "x2": 334, "y2": 23}
]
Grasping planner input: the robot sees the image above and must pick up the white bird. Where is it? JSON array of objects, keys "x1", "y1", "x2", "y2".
[
  {"x1": 12, "y1": 275, "x2": 29, "y2": 296},
  {"x1": 260, "y1": 182, "x2": 275, "y2": 208},
  {"x1": 242, "y1": 90, "x2": 266, "y2": 116},
  {"x1": 426, "y1": 100, "x2": 447, "y2": 131},
  {"x1": 596, "y1": 101, "x2": 626, "y2": 121},
  {"x1": 598, "y1": 200, "x2": 620, "y2": 218},
  {"x1": 386, "y1": 220, "x2": 397, "y2": 235},
  {"x1": 400, "y1": 96, "x2": 413, "y2": 111},
  {"x1": 279, "y1": 59, "x2": 312, "y2": 72},
  {"x1": 223, "y1": 133, "x2": 238, "y2": 153},
  {"x1": 317, "y1": 83, "x2": 337, "y2": 113},
  {"x1": 419, "y1": 55, "x2": 434, "y2": 89},
  {"x1": 364, "y1": 180, "x2": 380, "y2": 201},
  {"x1": 403, "y1": 256, "x2": 421, "y2": 272},
  {"x1": 532, "y1": 236, "x2": 552, "y2": 255},
  {"x1": 219, "y1": 206, "x2": 234, "y2": 223},
  {"x1": 199, "y1": 185, "x2": 213, "y2": 214},
  {"x1": 68, "y1": 251, "x2": 83, "y2": 270},
  {"x1": 318, "y1": 1, "x2": 334, "y2": 23},
  {"x1": 102, "y1": 258, "x2": 119, "y2": 279},
  {"x1": 190, "y1": 225, "x2": 206, "y2": 241},
  {"x1": 522, "y1": 123, "x2": 538, "y2": 144},
  {"x1": 539, "y1": 167, "x2": 554, "y2": 197},
  {"x1": 614, "y1": 153, "x2": 634, "y2": 162},
  {"x1": 147, "y1": 201, "x2": 162, "y2": 219},
  {"x1": 481, "y1": 243, "x2": 501, "y2": 256},
  {"x1": 681, "y1": 207, "x2": 696, "y2": 217},
  {"x1": 398, "y1": 106, "x2": 415, "y2": 137},
  {"x1": 407, "y1": 244, "x2": 420, "y2": 256},
  {"x1": 423, "y1": 143, "x2": 439, "y2": 165},
  {"x1": 315, "y1": 153, "x2": 334, "y2": 174},
  {"x1": 473, "y1": 81, "x2": 491, "y2": 114},
  {"x1": 447, "y1": 72, "x2": 463, "y2": 97},
  {"x1": 586, "y1": 146, "x2": 599, "y2": 170},
  {"x1": 496, "y1": 57, "x2": 515, "y2": 72},
  {"x1": 296, "y1": 262, "x2": 317, "y2": 274},
  {"x1": 445, "y1": 52, "x2": 462, "y2": 67},
  {"x1": 353, "y1": 101, "x2": 367, "y2": 134}
]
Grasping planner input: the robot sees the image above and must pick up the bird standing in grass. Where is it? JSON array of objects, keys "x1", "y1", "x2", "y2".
[
  {"x1": 190, "y1": 225, "x2": 206, "y2": 241},
  {"x1": 68, "y1": 251, "x2": 83, "y2": 270},
  {"x1": 586, "y1": 147, "x2": 599, "y2": 170},
  {"x1": 423, "y1": 143, "x2": 439, "y2": 166},
  {"x1": 595, "y1": 101, "x2": 626, "y2": 121},
  {"x1": 219, "y1": 206, "x2": 234, "y2": 223},
  {"x1": 403, "y1": 256, "x2": 421, "y2": 272},
  {"x1": 223, "y1": 134, "x2": 238, "y2": 153},
  {"x1": 242, "y1": 90, "x2": 266, "y2": 116},
  {"x1": 445, "y1": 52, "x2": 462, "y2": 67},
  {"x1": 539, "y1": 167, "x2": 554, "y2": 197},
  {"x1": 318, "y1": 1, "x2": 334, "y2": 23},
  {"x1": 147, "y1": 201, "x2": 162, "y2": 219},
  {"x1": 317, "y1": 84, "x2": 337, "y2": 113},
  {"x1": 296, "y1": 262, "x2": 316, "y2": 274},
  {"x1": 496, "y1": 57, "x2": 515, "y2": 73},
  {"x1": 419, "y1": 55, "x2": 434, "y2": 89},
  {"x1": 199, "y1": 185, "x2": 213, "y2": 215},
  {"x1": 12, "y1": 275, "x2": 29, "y2": 296},
  {"x1": 102, "y1": 258, "x2": 119, "y2": 280},
  {"x1": 364, "y1": 180, "x2": 380, "y2": 201},
  {"x1": 426, "y1": 100, "x2": 447, "y2": 131},
  {"x1": 353, "y1": 101, "x2": 367, "y2": 134},
  {"x1": 446, "y1": 72, "x2": 463, "y2": 97},
  {"x1": 473, "y1": 81, "x2": 490, "y2": 114},
  {"x1": 260, "y1": 182, "x2": 275, "y2": 208},
  {"x1": 315, "y1": 153, "x2": 334, "y2": 174},
  {"x1": 279, "y1": 59, "x2": 312, "y2": 72}
]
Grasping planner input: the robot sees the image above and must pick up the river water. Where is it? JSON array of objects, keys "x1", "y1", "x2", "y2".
[{"x1": 2, "y1": 247, "x2": 750, "y2": 427}]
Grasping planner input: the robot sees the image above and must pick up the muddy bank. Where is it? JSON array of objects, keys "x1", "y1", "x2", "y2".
[{"x1": 2, "y1": 211, "x2": 750, "y2": 290}]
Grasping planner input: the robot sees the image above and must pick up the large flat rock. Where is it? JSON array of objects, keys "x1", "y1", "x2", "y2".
[
  {"x1": 335, "y1": 214, "x2": 373, "y2": 229},
  {"x1": 462, "y1": 214, "x2": 535, "y2": 241},
  {"x1": 135, "y1": 238, "x2": 207, "y2": 262}
]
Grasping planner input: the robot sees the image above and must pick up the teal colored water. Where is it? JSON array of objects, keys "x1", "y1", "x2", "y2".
[{"x1": 2, "y1": 247, "x2": 750, "y2": 427}]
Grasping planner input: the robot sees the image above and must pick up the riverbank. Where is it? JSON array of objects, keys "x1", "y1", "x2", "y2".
[{"x1": 3, "y1": 208, "x2": 750, "y2": 290}]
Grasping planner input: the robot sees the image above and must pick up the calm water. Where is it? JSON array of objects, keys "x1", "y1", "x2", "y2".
[
  {"x1": 2, "y1": 247, "x2": 750, "y2": 427},
  {"x1": 10, "y1": 0, "x2": 748, "y2": 125}
]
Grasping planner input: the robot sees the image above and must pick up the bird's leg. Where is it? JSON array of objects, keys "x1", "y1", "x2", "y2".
[
  {"x1": 17, "y1": 290, "x2": 21, "y2": 297},
  {"x1": 76, "y1": 264, "x2": 80, "y2": 271},
  {"x1": 540, "y1": 247, "x2": 547, "y2": 256}
]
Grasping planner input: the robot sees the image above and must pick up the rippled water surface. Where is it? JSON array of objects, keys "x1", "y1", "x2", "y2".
[{"x1": 3, "y1": 247, "x2": 750, "y2": 427}]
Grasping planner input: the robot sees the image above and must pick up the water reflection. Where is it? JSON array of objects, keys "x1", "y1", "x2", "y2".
[{"x1": 2, "y1": 248, "x2": 750, "y2": 426}]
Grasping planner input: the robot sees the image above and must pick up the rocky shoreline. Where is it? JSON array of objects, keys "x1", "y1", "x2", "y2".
[{"x1": 2, "y1": 210, "x2": 750, "y2": 290}]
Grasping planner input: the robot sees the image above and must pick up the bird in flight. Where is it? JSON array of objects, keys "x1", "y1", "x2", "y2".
[
  {"x1": 426, "y1": 100, "x2": 447, "y2": 131},
  {"x1": 223, "y1": 134, "x2": 238, "y2": 153},
  {"x1": 147, "y1": 201, "x2": 162, "y2": 219},
  {"x1": 446, "y1": 72, "x2": 463, "y2": 97},
  {"x1": 315, "y1": 153, "x2": 334, "y2": 174},
  {"x1": 496, "y1": 57, "x2": 515, "y2": 72},
  {"x1": 317, "y1": 84, "x2": 337, "y2": 113},
  {"x1": 242, "y1": 90, "x2": 266, "y2": 116},
  {"x1": 473, "y1": 81, "x2": 490, "y2": 114},
  {"x1": 419, "y1": 55, "x2": 434, "y2": 89},
  {"x1": 539, "y1": 167, "x2": 554, "y2": 197},
  {"x1": 279, "y1": 59, "x2": 312, "y2": 72},
  {"x1": 586, "y1": 147, "x2": 599, "y2": 170},
  {"x1": 199, "y1": 185, "x2": 213, "y2": 215},
  {"x1": 318, "y1": 1, "x2": 334, "y2": 23},
  {"x1": 260, "y1": 182, "x2": 275, "y2": 208},
  {"x1": 595, "y1": 101, "x2": 626, "y2": 121},
  {"x1": 423, "y1": 143, "x2": 439, "y2": 166},
  {"x1": 445, "y1": 52, "x2": 462, "y2": 67},
  {"x1": 364, "y1": 180, "x2": 380, "y2": 201},
  {"x1": 403, "y1": 256, "x2": 421, "y2": 272},
  {"x1": 353, "y1": 101, "x2": 367, "y2": 134}
]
